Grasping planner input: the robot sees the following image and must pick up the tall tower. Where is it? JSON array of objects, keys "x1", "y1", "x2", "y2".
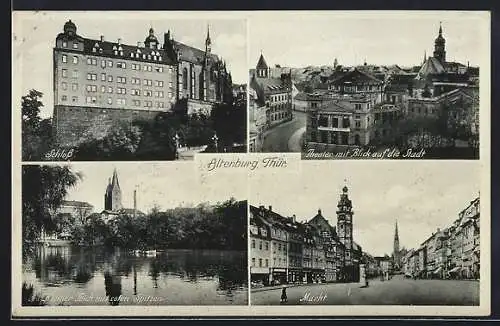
[
  {"x1": 337, "y1": 185, "x2": 354, "y2": 266},
  {"x1": 393, "y1": 220, "x2": 400, "y2": 269},
  {"x1": 256, "y1": 53, "x2": 269, "y2": 78},
  {"x1": 433, "y1": 22, "x2": 446, "y2": 64},
  {"x1": 104, "y1": 168, "x2": 123, "y2": 211}
]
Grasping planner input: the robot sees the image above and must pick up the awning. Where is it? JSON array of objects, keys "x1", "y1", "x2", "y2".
[
  {"x1": 433, "y1": 266, "x2": 443, "y2": 274},
  {"x1": 449, "y1": 266, "x2": 461, "y2": 273}
]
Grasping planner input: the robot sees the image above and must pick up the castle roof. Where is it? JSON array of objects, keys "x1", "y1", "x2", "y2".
[
  {"x1": 61, "y1": 200, "x2": 94, "y2": 208},
  {"x1": 254, "y1": 77, "x2": 289, "y2": 94},
  {"x1": 172, "y1": 40, "x2": 218, "y2": 64}
]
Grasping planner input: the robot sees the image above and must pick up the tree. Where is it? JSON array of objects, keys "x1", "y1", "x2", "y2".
[
  {"x1": 22, "y1": 165, "x2": 82, "y2": 256},
  {"x1": 21, "y1": 90, "x2": 54, "y2": 160}
]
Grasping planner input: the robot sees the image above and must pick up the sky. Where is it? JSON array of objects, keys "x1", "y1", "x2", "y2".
[
  {"x1": 249, "y1": 161, "x2": 480, "y2": 257},
  {"x1": 57, "y1": 162, "x2": 248, "y2": 214},
  {"x1": 249, "y1": 11, "x2": 488, "y2": 70},
  {"x1": 13, "y1": 11, "x2": 247, "y2": 118}
]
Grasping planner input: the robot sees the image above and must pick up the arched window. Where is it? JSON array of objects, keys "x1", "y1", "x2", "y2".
[
  {"x1": 199, "y1": 71, "x2": 205, "y2": 100},
  {"x1": 182, "y1": 68, "x2": 188, "y2": 90}
]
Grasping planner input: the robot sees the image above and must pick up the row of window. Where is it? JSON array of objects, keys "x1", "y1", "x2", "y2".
[
  {"x1": 61, "y1": 41, "x2": 79, "y2": 49},
  {"x1": 270, "y1": 94, "x2": 289, "y2": 102},
  {"x1": 73, "y1": 84, "x2": 172, "y2": 98},
  {"x1": 62, "y1": 54, "x2": 174, "y2": 74},
  {"x1": 62, "y1": 95, "x2": 166, "y2": 109}
]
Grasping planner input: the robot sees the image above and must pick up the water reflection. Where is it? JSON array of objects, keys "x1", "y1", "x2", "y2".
[{"x1": 23, "y1": 246, "x2": 247, "y2": 306}]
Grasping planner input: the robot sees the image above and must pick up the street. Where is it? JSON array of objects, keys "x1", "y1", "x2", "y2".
[
  {"x1": 262, "y1": 111, "x2": 306, "y2": 152},
  {"x1": 251, "y1": 275, "x2": 479, "y2": 306}
]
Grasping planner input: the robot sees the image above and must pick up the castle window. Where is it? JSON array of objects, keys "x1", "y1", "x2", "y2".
[
  {"x1": 107, "y1": 97, "x2": 112, "y2": 105},
  {"x1": 168, "y1": 92, "x2": 173, "y2": 98},
  {"x1": 133, "y1": 100, "x2": 141, "y2": 107},
  {"x1": 99, "y1": 48, "x2": 103, "y2": 54},
  {"x1": 72, "y1": 56, "x2": 78, "y2": 64},
  {"x1": 62, "y1": 41, "x2": 67, "y2": 48},
  {"x1": 169, "y1": 81, "x2": 173, "y2": 88},
  {"x1": 156, "y1": 101, "x2": 164, "y2": 108},
  {"x1": 142, "y1": 54, "x2": 146, "y2": 59},
  {"x1": 92, "y1": 48, "x2": 97, "y2": 53},
  {"x1": 61, "y1": 95, "x2": 67, "y2": 101},
  {"x1": 72, "y1": 43, "x2": 78, "y2": 49},
  {"x1": 155, "y1": 80, "x2": 163, "y2": 87},
  {"x1": 169, "y1": 67, "x2": 173, "y2": 74},
  {"x1": 71, "y1": 83, "x2": 77, "y2": 91},
  {"x1": 61, "y1": 82, "x2": 67, "y2": 90},
  {"x1": 182, "y1": 68, "x2": 188, "y2": 90},
  {"x1": 148, "y1": 55, "x2": 151, "y2": 60},
  {"x1": 130, "y1": 53, "x2": 134, "y2": 58},
  {"x1": 101, "y1": 86, "x2": 106, "y2": 93},
  {"x1": 155, "y1": 66, "x2": 163, "y2": 73},
  {"x1": 145, "y1": 100, "x2": 152, "y2": 107},
  {"x1": 132, "y1": 64, "x2": 139, "y2": 70},
  {"x1": 72, "y1": 70, "x2": 79, "y2": 78},
  {"x1": 101, "y1": 73, "x2": 106, "y2": 81},
  {"x1": 107, "y1": 60, "x2": 113, "y2": 67},
  {"x1": 62, "y1": 54, "x2": 67, "y2": 63},
  {"x1": 117, "y1": 98, "x2": 126, "y2": 106},
  {"x1": 119, "y1": 51, "x2": 123, "y2": 56},
  {"x1": 72, "y1": 96, "x2": 78, "y2": 103},
  {"x1": 158, "y1": 56, "x2": 162, "y2": 61},
  {"x1": 108, "y1": 86, "x2": 113, "y2": 93},
  {"x1": 101, "y1": 60, "x2": 106, "y2": 68},
  {"x1": 108, "y1": 75, "x2": 113, "y2": 82}
]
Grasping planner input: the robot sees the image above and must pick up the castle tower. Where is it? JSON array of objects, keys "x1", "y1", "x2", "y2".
[
  {"x1": 393, "y1": 220, "x2": 400, "y2": 269},
  {"x1": 337, "y1": 185, "x2": 354, "y2": 266},
  {"x1": 104, "y1": 168, "x2": 123, "y2": 211},
  {"x1": 144, "y1": 27, "x2": 159, "y2": 50},
  {"x1": 433, "y1": 22, "x2": 446, "y2": 64},
  {"x1": 256, "y1": 53, "x2": 269, "y2": 78}
]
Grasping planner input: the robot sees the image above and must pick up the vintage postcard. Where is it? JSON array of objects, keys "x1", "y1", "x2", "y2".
[
  {"x1": 248, "y1": 12, "x2": 487, "y2": 160},
  {"x1": 14, "y1": 11, "x2": 247, "y2": 162}
]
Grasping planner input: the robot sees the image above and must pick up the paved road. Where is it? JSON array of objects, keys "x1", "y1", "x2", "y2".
[
  {"x1": 262, "y1": 111, "x2": 307, "y2": 153},
  {"x1": 251, "y1": 275, "x2": 479, "y2": 306}
]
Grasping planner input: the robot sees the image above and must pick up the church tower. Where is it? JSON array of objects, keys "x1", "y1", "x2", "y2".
[
  {"x1": 393, "y1": 220, "x2": 400, "y2": 269},
  {"x1": 433, "y1": 22, "x2": 446, "y2": 64},
  {"x1": 104, "y1": 168, "x2": 123, "y2": 211},
  {"x1": 256, "y1": 53, "x2": 269, "y2": 78},
  {"x1": 337, "y1": 185, "x2": 354, "y2": 266}
]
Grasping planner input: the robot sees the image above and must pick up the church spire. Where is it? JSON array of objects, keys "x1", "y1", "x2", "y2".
[
  {"x1": 111, "y1": 168, "x2": 120, "y2": 190},
  {"x1": 205, "y1": 24, "x2": 212, "y2": 53},
  {"x1": 394, "y1": 220, "x2": 399, "y2": 241},
  {"x1": 423, "y1": 50, "x2": 427, "y2": 64},
  {"x1": 439, "y1": 21, "x2": 443, "y2": 35}
]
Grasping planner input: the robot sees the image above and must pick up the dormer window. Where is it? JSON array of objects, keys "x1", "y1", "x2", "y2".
[
  {"x1": 118, "y1": 46, "x2": 123, "y2": 51},
  {"x1": 99, "y1": 48, "x2": 103, "y2": 54},
  {"x1": 119, "y1": 51, "x2": 123, "y2": 56},
  {"x1": 92, "y1": 48, "x2": 97, "y2": 53},
  {"x1": 72, "y1": 43, "x2": 78, "y2": 49},
  {"x1": 142, "y1": 54, "x2": 146, "y2": 59},
  {"x1": 158, "y1": 56, "x2": 162, "y2": 61},
  {"x1": 147, "y1": 55, "x2": 151, "y2": 60},
  {"x1": 153, "y1": 56, "x2": 157, "y2": 61},
  {"x1": 130, "y1": 53, "x2": 134, "y2": 58},
  {"x1": 112, "y1": 45, "x2": 117, "y2": 51},
  {"x1": 62, "y1": 41, "x2": 67, "y2": 48}
]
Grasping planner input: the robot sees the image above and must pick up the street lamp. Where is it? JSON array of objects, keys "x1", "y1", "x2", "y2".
[
  {"x1": 172, "y1": 133, "x2": 180, "y2": 159},
  {"x1": 212, "y1": 133, "x2": 219, "y2": 153}
]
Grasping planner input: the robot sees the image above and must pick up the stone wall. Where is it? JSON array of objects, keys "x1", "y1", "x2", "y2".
[{"x1": 53, "y1": 105, "x2": 164, "y2": 146}]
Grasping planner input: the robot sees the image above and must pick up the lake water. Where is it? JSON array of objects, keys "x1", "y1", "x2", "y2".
[{"x1": 22, "y1": 246, "x2": 248, "y2": 305}]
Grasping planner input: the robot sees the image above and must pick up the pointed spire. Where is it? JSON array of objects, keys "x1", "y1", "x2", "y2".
[
  {"x1": 112, "y1": 168, "x2": 120, "y2": 190},
  {"x1": 439, "y1": 21, "x2": 443, "y2": 35},
  {"x1": 394, "y1": 220, "x2": 399, "y2": 240},
  {"x1": 205, "y1": 23, "x2": 212, "y2": 48},
  {"x1": 423, "y1": 50, "x2": 427, "y2": 63}
]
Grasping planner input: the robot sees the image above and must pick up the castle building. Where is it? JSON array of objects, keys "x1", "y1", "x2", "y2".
[
  {"x1": 53, "y1": 20, "x2": 233, "y2": 146},
  {"x1": 250, "y1": 53, "x2": 293, "y2": 128}
]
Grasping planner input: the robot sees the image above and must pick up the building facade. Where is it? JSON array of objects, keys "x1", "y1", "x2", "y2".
[{"x1": 53, "y1": 20, "x2": 232, "y2": 146}]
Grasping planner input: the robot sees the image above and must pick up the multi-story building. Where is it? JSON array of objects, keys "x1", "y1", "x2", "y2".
[
  {"x1": 403, "y1": 196, "x2": 480, "y2": 280},
  {"x1": 248, "y1": 86, "x2": 267, "y2": 152},
  {"x1": 328, "y1": 68, "x2": 384, "y2": 106},
  {"x1": 305, "y1": 92, "x2": 374, "y2": 147},
  {"x1": 250, "y1": 54, "x2": 293, "y2": 128},
  {"x1": 249, "y1": 205, "x2": 272, "y2": 286},
  {"x1": 53, "y1": 20, "x2": 233, "y2": 146}
]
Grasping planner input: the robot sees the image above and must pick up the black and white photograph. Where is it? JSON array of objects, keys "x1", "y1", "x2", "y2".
[
  {"x1": 20, "y1": 163, "x2": 248, "y2": 306},
  {"x1": 248, "y1": 12, "x2": 486, "y2": 159},
  {"x1": 15, "y1": 12, "x2": 247, "y2": 161},
  {"x1": 249, "y1": 162, "x2": 482, "y2": 306}
]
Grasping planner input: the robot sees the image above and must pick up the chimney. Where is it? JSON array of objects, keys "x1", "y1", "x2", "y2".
[
  {"x1": 118, "y1": 38, "x2": 122, "y2": 45},
  {"x1": 100, "y1": 35, "x2": 104, "y2": 42},
  {"x1": 133, "y1": 189, "x2": 137, "y2": 218},
  {"x1": 292, "y1": 214, "x2": 296, "y2": 223},
  {"x1": 268, "y1": 205, "x2": 272, "y2": 212},
  {"x1": 137, "y1": 41, "x2": 142, "y2": 47}
]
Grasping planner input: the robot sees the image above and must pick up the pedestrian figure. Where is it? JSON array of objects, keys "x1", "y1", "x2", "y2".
[{"x1": 280, "y1": 286, "x2": 288, "y2": 303}]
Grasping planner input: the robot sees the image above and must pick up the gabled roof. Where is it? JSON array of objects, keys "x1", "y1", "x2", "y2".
[
  {"x1": 415, "y1": 57, "x2": 446, "y2": 79},
  {"x1": 330, "y1": 68, "x2": 383, "y2": 85},
  {"x1": 254, "y1": 77, "x2": 288, "y2": 93}
]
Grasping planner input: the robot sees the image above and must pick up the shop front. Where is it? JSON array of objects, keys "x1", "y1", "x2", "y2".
[{"x1": 271, "y1": 268, "x2": 287, "y2": 285}]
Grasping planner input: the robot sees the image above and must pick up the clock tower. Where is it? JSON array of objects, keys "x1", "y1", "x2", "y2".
[{"x1": 337, "y1": 185, "x2": 354, "y2": 266}]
